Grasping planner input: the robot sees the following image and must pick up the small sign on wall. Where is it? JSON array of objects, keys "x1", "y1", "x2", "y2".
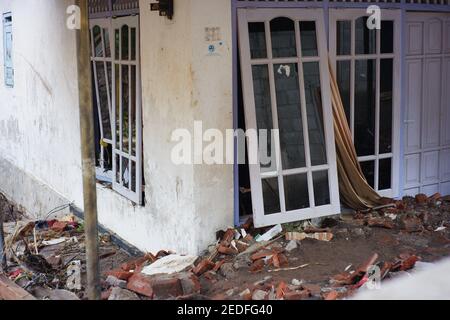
[{"x1": 205, "y1": 26, "x2": 224, "y2": 57}]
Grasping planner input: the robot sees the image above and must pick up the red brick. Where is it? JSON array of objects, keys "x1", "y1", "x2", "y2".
[
  {"x1": 128, "y1": 273, "x2": 188, "y2": 299},
  {"x1": 151, "y1": 276, "x2": 183, "y2": 299},
  {"x1": 249, "y1": 259, "x2": 265, "y2": 273},
  {"x1": 276, "y1": 282, "x2": 288, "y2": 299},
  {"x1": 428, "y1": 192, "x2": 441, "y2": 202},
  {"x1": 121, "y1": 255, "x2": 155, "y2": 272},
  {"x1": 106, "y1": 270, "x2": 134, "y2": 281},
  {"x1": 51, "y1": 221, "x2": 68, "y2": 232},
  {"x1": 415, "y1": 193, "x2": 428, "y2": 204},
  {"x1": 179, "y1": 273, "x2": 201, "y2": 295},
  {"x1": 218, "y1": 245, "x2": 238, "y2": 255},
  {"x1": 193, "y1": 259, "x2": 215, "y2": 276},
  {"x1": 127, "y1": 273, "x2": 154, "y2": 298},
  {"x1": 251, "y1": 250, "x2": 273, "y2": 261},
  {"x1": 213, "y1": 260, "x2": 225, "y2": 272},
  {"x1": 222, "y1": 229, "x2": 236, "y2": 244},
  {"x1": 323, "y1": 290, "x2": 339, "y2": 300}
]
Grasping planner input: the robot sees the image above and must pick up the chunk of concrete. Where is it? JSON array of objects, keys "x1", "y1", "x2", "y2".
[{"x1": 109, "y1": 287, "x2": 140, "y2": 300}]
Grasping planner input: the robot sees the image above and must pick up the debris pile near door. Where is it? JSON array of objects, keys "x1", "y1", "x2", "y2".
[
  {"x1": 0, "y1": 199, "x2": 132, "y2": 300},
  {"x1": 2, "y1": 192, "x2": 450, "y2": 300}
]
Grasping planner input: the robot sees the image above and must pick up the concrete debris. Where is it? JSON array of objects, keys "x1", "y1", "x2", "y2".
[
  {"x1": 285, "y1": 240, "x2": 298, "y2": 252},
  {"x1": 141, "y1": 254, "x2": 198, "y2": 276},
  {"x1": 256, "y1": 224, "x2": 282, "y2": 242},
  {"x1": 109, "y1": 287, "x2": 140, "y2": 300},
  {"x1": 2, "y1": 192, "x2": 450, "y2": 300},
  {"x1": 105, "y1": 275, "x2": 127, "y2": 289},
  {"x1": 252, "y1": 289, "x2": 267, "y2": 300}
]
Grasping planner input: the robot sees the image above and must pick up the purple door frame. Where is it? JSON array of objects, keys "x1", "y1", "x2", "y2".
[{"x1": 231, "y1": 0, "x2": 450, "y2": 226}]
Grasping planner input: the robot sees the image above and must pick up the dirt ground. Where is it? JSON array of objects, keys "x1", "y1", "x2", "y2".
[{"x1": 1, "y1": 193, "x2": 450, "y2": 300}]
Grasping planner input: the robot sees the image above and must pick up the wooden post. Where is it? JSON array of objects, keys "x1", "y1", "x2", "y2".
[{"x1": 75, "y1": 0, "x2": 101, "y2": 300}]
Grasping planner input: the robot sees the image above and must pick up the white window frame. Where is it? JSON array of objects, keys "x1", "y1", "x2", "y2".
[
  {"x1": 90, "y1": 19, "x2": 114, "y2": 181},
  {"x1": 238, "y1": 8, "x2": 340, "y2": 227},
  {"x1": 90, "y1": 16, "x2": 143, "y2": 205},
  {"x1": 329, "y1": 9, "x2": 401, "y2": 198},
  {"x1": 3, "y1": 12, "x2": 13, "y2": 88}
]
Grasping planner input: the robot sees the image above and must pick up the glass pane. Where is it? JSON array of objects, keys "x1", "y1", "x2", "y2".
[
  {"x1": 93, "y1": 26, "x2": 103, "y2": 57},
  {"x1": 337, "y1": 21, "x2": 351, "y2": 56},
  {"x1": 360, "y1": 161, "x2": 375, "y2": 188},
  {"x1": 313, "y1": 171, "x2": 330, "y2": 206},
  {"x1": 131, "y1": 28, "x2": 136, "y2": 61},
  {"x1": 122, "y1": 65, "x2": 130, "y2": 153},
  {"x1": 131, "y1": 161, "x2": 136, "y2": 192},
  {"x1": 106, "y1": 62, "x2": 112, "y2": 106},
  {"x1": 380, "y1": 59, "x2": 393, "y2": 154},
  {"x1": 262, "y1": 178, "x2": 280, "y2": 215},
  {"x1": 355, "y1": 17, "x2": 376, "y2": 55},
  {"x1": 284, "y1": 174, "x2": 309, "y2": 211},
  {"x1": 103, "y1": 28, "x2": 111, "y2": 58},
  {"x1": 115, "y1": 154, "x2": 120, "y2": 183},
  {"x1": 252, "y1": 65, "x2": 275, "y2": 172},
  {"x1": 121, "y1": 157, "x2": 130, "y2": 189},
  {"x1": 270, "y1": 17, "x2": 297, "y2": 58},
  {"x1": 337, "y1": 60, "x2": 351, "y2": 124},
  {"x1": 121, "y1": 25, "x2": 129, "y2": 60},
  {"x1": 355, "y1": 60, "x2": 376, "y2": 157},
  {"x1": 381, "y1": 21, "x2": 394, "y2": 54},
  {"x1": 131, "y1": 66, "x2": 137, "y2": 156},
  {"x1": 115, "y1": 29, "x2": 120, "y2": 59},
  {"x1": 379, "y1": 158, "x2": 392, "y2": 190},
  {"x1": 303, "y1": 62, "x2": 327, "y2": 166},
  {"x1": 115, "y1": 64, "x2": 120, "y2": 149},
  {"x1": 249, "y1": 22, "x2": 267, "y2": 59},
  {"x1": 95, "y1": 62, "x2": 112, "y2": 140},
  {"x1": 299, "y1": 21, "x2": 318, "y2": 57},
  {"x1": 274, "y1": 63, "x2": 306, "y2": 169}
]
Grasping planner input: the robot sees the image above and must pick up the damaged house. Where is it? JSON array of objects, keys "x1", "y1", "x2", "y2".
[{"x1": 0, "y1": 0, "x2": 450, "y2": 257}]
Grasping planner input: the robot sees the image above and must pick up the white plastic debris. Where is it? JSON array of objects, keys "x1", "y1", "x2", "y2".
[
  {"x1": 291, "y1": 279, "x2": 303, "y2": 286},
  {"x1": 141, "y1": 254, "x2": 198, "y2": 276},
  {"x1": 42, "y1": 237, "x2": 67, "y2": 246},
  {"x1": 285, "y1": 240, "x2": 298, "y2": 252},
  {"x1": 256, "y1": 224, "x2": 282, "y2": 243}
]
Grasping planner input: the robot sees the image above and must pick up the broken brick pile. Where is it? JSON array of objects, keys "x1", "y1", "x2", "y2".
[{"x1": 2, "y1": 192, "x2": 450, "y2": 300}]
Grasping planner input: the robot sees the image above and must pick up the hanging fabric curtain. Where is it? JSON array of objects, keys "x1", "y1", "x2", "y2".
[{"x1": 328, "y1": 60, "x2": 384, "y2": 210}]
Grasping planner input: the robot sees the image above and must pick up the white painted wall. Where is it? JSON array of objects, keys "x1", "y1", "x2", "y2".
[
  {"x1": 0, "y1": 0, "x2": 234, "y2": 255},
  {"x1": 96, "y1": 0, "x2": 234, "y2": 254},
  {"x1": 0, "y1": 0, "x2": 83, "y2": 215}
]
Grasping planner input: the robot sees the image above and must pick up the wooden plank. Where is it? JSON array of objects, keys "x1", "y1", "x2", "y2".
[{"x1": 0, "y1": 275, "x2": 36, "y2": 300}]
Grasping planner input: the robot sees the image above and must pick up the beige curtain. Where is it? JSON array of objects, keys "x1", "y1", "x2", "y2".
[{"x1": 329, "y1": 60, "x2": 383, "y2": 210}]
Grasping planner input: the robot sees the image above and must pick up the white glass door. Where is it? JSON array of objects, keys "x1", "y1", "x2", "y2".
[
  {"x1": 238, "y1": 8, "x2": 340, "y2": 227},
  {"x1": 111, "y1": 16, "x2": 142, "y2": 204},
  {"x1": 329, "y1": 9, "x2": 401, "y2": 198}
]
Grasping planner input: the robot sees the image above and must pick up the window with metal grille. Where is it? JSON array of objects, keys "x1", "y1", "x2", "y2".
[
  {"x1": 89, "y1": 0, "x2": 139, "y2": 18},
  {"x1": 90, "y1": 16, "x2": 143, "y2": 205},
  {"x1": 3, "y1": 12, "x2": 13, "y2": 88}
]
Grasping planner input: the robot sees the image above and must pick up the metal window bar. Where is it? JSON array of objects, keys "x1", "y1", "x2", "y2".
[{"x1": 89, "y1": 0, "x2": 139, "y2": 18}]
